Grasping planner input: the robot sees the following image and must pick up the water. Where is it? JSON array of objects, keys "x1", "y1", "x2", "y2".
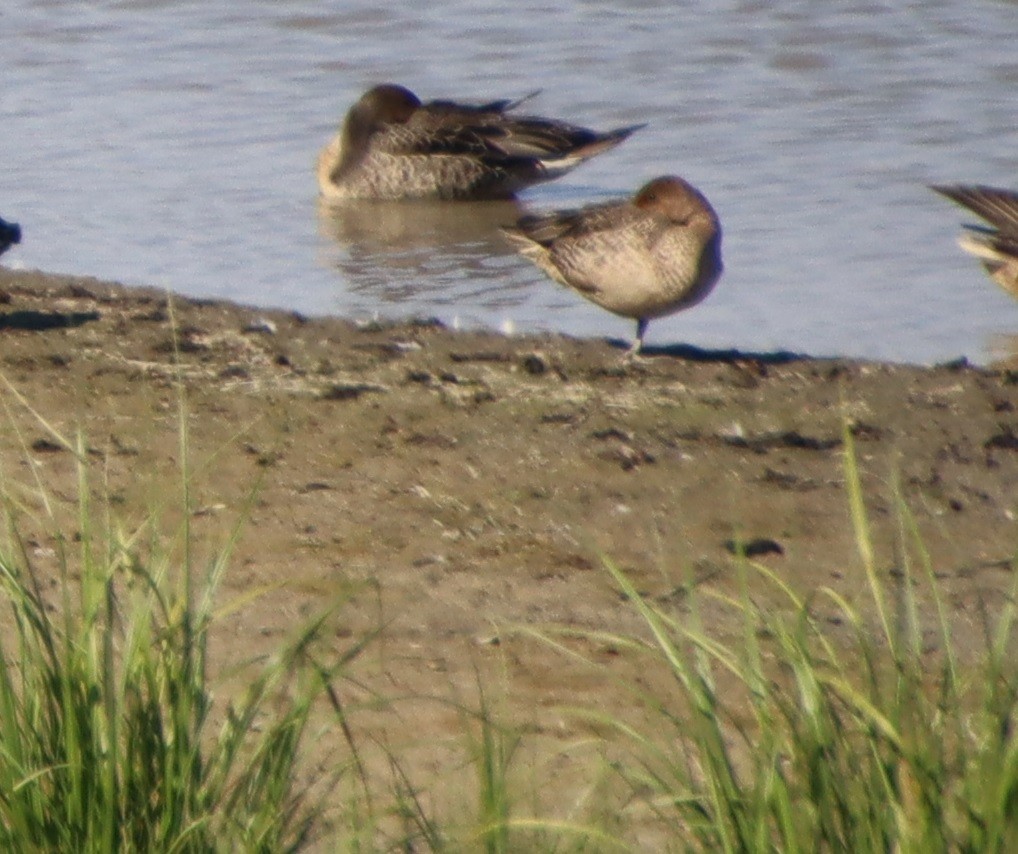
[{"x1": 4, "y1": 0, "x2": 1017, "y2": 364}]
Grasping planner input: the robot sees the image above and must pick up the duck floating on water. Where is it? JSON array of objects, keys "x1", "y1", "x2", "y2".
[
  {"x1": 317, "y1": 84, "x2": 644, "y2": 202},
  {"x1": 503, "y1": 175, "x2": 723, "y2": 353},
  {"x1": 931, "y1": 184, "x2": 1018, "y2": 300}
]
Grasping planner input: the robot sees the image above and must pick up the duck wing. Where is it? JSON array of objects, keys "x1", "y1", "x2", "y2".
[
  {"x1": 412, "y1": 100, "x2": 643, "y2": 160},
  {"x1": 485, "y1": 117, "x2": 645, "y2": 159},
  {"x1": 510, "y1": 200, "x2": 645, "y2": 246},
  {"x1": 379, "y1": 121, "x2": 539, "y2": 163},
  {"x1": 420, "y1": 90, "x2": 542, "y2": 120},
  {"x1": 932, "y1": 185, "x2": 1018, "y2": 258},
  {"x1": 932, "y1": 185, "x2": 1018, "y2": 234}
]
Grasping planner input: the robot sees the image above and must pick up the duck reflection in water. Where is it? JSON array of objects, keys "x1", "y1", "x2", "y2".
[{"x1": 317, "y1": 197, "x2": 534, "y2": 314}]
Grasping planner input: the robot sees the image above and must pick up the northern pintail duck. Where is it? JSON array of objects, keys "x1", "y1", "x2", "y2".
[
  {"x1": 0, "y1": 216, "x2": 20, "y2": 257},
  {"x1": 502, "y1": 175, "x2": 723, "y2": 352},
  {"x1": 317, "y1": 84, "x2": 644, "y2": 202},
  {"x1": 931, "y1": 184, "x2": 1018, "y2": 300}
]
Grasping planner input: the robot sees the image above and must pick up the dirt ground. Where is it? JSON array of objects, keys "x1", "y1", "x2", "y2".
[{"x1": 1, "y1": 267, "x2": 1016, "y2": 833}]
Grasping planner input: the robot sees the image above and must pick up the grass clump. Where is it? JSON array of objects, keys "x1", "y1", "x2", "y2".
[
  {"x1": 553, "y1": 422, "x2": 1018, "y2": 851},
  {"x1": 0, "y1": 414, "x2": 361, "y2": 852}
]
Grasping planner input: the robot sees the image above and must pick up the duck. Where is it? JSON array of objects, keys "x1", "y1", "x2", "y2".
[
  {"x1": 502, "y1": 175, "x2": 723, "y2": 353},
  {"x1": 0, "y1": 216, "x2": 20, "y2": 257},
  {"x1": 317, "y1": 83, "x2": 644, "y2": 202},
  {"x1": 930, "y1": 184, "x2": 1018, "y2": 300}
]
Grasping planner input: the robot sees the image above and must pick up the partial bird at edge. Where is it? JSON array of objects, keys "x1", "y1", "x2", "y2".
[
  {"x1": 0, "y1": 216, "x2": 21, "y2": 258},
  {"x1": 930, "y1": 184, "x2": 1018, "y2": 300}
]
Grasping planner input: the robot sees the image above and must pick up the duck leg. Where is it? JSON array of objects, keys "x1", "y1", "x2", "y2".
[{"x1": 632, "y1": 317, "x2": 649, "y2": 354}]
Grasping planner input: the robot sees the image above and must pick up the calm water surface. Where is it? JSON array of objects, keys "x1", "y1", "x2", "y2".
[{"x1": 4, "y1": 0, "x2": 1017, "y2": 364}]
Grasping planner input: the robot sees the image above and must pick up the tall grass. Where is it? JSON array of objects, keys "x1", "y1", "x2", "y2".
[
  {"x1": 574, "y1": 421, "x2": 1018, "y2": 851},
  {"x1": 0, "y1": 386, "x2": 366, "y2": 852},
  {"x1": 0, "y1": 373, "x2": 616, "y2": 853},
  {"x1": 383, "y1": 671, "x2": 627, "y2": 853}
]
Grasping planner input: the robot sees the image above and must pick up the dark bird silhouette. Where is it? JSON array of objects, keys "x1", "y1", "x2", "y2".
[{"x1": 0, "y1": 216, "x2": 21, "y2": 258}]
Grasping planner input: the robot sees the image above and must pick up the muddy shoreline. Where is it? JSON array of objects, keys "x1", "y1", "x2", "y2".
[{"x1": 1, "y1": 266, "x2": 1016, "y2": 824}]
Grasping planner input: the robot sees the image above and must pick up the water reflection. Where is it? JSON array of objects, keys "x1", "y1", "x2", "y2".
[{"x1": 317, "y1": 198, "x2": 534, "y2": 312}]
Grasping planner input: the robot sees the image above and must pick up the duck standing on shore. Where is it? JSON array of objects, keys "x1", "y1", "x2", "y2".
[
  {"x1": 0, "y1": 216, "x2": 20, "y2": 257},
  {"x1": 502, "y1": 175, "x2": 723, "y2": 353},
  {"x1": 931, "y1": 184, "x2": 1018, "y2": 300},
  {"x1": 317, "y1": 84, "x2": 644, "y2": 201}
]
